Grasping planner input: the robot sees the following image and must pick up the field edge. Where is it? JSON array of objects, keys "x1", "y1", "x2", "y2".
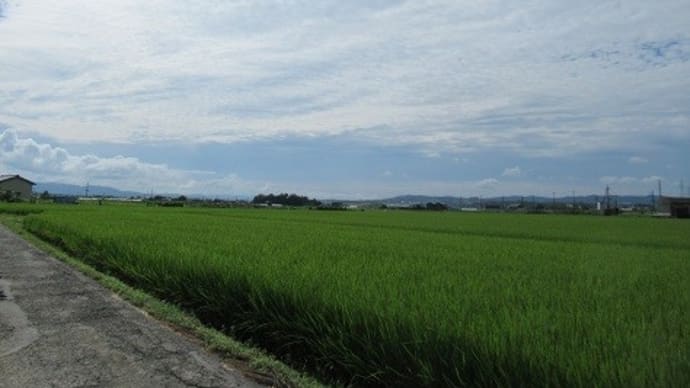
[{"x1": 0, "y1": 214, "x2": 326, "y2": 388}]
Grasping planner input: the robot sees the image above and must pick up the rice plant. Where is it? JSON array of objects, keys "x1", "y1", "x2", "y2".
[{"x1": 20, "y1": 206, "x2": 690, "y2": 387}]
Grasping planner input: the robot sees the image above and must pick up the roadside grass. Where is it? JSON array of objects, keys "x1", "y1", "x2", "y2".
[{"x1": 0, "y1": 212, "x2": 325, "y2": 388}]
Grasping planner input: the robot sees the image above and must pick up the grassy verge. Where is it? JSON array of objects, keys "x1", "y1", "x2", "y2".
[{"x1": 0, "y1": 213, "x2": 325, "y2": 388}]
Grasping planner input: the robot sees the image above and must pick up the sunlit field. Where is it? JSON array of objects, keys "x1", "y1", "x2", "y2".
[{"x1": 4, "y1": 203, "x2": 689, "y2": 387}]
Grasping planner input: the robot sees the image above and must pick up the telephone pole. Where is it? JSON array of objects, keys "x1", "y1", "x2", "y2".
[
  {"x1": 681, "y1": 179, "x2": 685, "y2": 197},
  {"x1": 605, "y1": 185, "x2": 611, "y2": 210},
  {"x1": 571, "y1": 190, "x2": 576, "y2": 208}
]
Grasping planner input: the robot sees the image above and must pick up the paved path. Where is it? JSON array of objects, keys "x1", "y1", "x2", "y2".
[{"x1": 0, "y1": 224, "x2": 266, "y2": 388}]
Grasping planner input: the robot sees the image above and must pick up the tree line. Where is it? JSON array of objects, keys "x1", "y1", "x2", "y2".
[{"x1": 252, "y1": 193, "x2": 322, "y2": 207}]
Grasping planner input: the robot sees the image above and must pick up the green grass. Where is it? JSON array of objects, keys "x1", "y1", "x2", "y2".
[
  {"x1": 0, "y1": 208, "x2": 321, "y2": 388},
  {"x1": 0, "y1": 202, "x2": 49, "y2": 215},
  {"x1": 6, "y1": 203, "x2": 690, "y2": 387}
]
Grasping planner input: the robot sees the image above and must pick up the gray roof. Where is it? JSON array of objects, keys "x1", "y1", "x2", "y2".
[{"x1": 0, "y1": 174, "x2": 36, "y2": 185}]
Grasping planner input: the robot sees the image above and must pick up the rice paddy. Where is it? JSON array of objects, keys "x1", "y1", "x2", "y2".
[{"x1": 4, "y1": 203, "x2": 689, "y2": 387}]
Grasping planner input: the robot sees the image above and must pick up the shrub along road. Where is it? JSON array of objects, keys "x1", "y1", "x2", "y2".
[{"x1": 0, "y1": 224, "x2": 264, "y2": 388}]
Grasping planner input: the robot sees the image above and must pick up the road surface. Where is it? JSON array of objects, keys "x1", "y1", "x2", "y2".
[{"x1": 0, "y1": 224, "x2": 266, "y2": 388}]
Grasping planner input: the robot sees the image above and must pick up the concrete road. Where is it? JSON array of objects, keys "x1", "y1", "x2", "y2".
[{"x1": 0, "y1": 224, "x2": 266, "y2": 388}]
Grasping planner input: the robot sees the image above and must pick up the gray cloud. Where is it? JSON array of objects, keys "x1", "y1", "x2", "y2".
[{"x1": 0, "y1": 0, "x2": 688, "y2": 162}]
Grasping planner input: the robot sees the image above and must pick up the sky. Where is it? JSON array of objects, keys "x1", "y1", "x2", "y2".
[{"x1": 1, "y1": 0, "x2": 689, "y2": 199}]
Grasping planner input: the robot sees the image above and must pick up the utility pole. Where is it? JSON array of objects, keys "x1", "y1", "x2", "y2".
[
  {"x1": 605, "y1": 185, "x2": 611, "y2": 210},
  {"x1": 572, "y1": 190, "x2": 576, "y2": 208},
  {"x1": 658, "y1": 179, "x2": 662, "y2": 199},
  {"x1": 85, "y1": 182, "x2": 90, "y2": 198},
  {"x1": 681, "y1": 179, "x2": 685, "y2": 197}
]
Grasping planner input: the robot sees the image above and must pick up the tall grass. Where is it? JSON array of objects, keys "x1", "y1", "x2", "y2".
[
  {"x1": 22, "y1": 206, "x2": 690, "y2": 387},
  {"x1": 0, "y1": 202, "x2": 48, "y2": 215}
]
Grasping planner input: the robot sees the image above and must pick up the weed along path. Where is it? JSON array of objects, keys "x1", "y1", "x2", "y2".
[{"x1": 0, "y1": 224, "x2": 265, "y2": 388}]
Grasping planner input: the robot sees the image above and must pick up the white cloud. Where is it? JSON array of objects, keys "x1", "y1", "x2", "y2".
[
  {"x1": 474, "y1": 178, "x2": 499, "y2": 192},
  {"x1": 0, "y1": 2, "x2": 688, "y2": 199},
  {"x1": 7, "y1": 129, "x2": 670, "y2": 198},
  {"x1": 641, "y1": 175, "x2": 663, "y2": 184},
  {"x1": 0, "y1": 0, "x2": 688, "y2": 158},
  {"x1": 3, "y1": 129, "x2": 586, "y2": 199},
  {"x1": 0, "y1": 129, "x2": 263, "y2": 195},
  {"x1": 628, "y1": 156, "x2": 648, "y2": 164},
  {"x1": 600, "y1": 175, "x2": 663, "y2": 185},
  {"x1": 502, "y1": 166, "x2": 522, "y2": 177},
  {"x1": 600, "y1": 176, "x2": 637, "y2": 184}
]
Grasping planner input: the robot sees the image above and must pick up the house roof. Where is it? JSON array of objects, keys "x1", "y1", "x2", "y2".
[{"x1": 0, "y1": 174, "x2": 36, "y2": 185}]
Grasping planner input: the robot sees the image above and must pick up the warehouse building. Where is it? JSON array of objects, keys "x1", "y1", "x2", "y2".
[
  {"x1": 659, "y1": 196, "x2": 690, "y2": 218},
  {"x1": 0, "y1": 174, "x2": 35, "y2": 201}
]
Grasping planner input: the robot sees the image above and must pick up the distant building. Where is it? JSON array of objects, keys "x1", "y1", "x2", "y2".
[
  {"x1": 0, "y1": 174, "x2": 35, "y2": 201},
  {"x1": 659, "y1": 196, "x2": 690, "y2": 218},
  {"x1": 53, "y1": 195, "x2": 80, "y2": 204}
]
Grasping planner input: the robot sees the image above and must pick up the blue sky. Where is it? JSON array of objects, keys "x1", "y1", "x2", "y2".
[{"x1": 1, "y1": 1, "x2": 689, "y2": 198}]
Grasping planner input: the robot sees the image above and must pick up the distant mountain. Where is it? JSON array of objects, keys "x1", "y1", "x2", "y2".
[
  {"x1": 347, "y1": 194, "x2": 656, "y2": 208},
  {"x1": 31, "y1": 183, "x2": 658, "y2": 206},
  {"x1": 35, "y1": 182, "x2": 145, "y2": 198},
  {"x1": 379, "y1": 194, "x2": 460, "y2": 208},
  {"x1": 382, "y1": 195, "x2": 460, "y2": 204}
]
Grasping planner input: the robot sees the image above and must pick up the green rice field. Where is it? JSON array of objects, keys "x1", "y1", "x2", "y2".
[{"x1": 3, "y1": 203, "x2": 689, "y2": 387}]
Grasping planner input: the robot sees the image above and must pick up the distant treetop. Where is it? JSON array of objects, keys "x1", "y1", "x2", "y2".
[{"x1": 252, "y1": 193, "x2": 321, "y2": 207}]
